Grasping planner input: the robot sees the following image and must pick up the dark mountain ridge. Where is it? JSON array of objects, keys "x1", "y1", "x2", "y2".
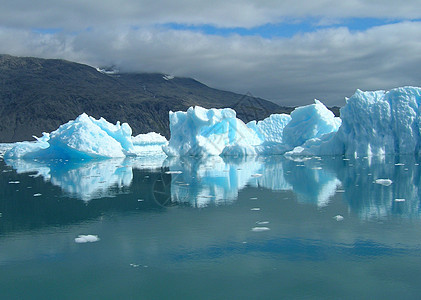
[{"x1": 0, "y1": 54, "x2": 293, "y2": 142}]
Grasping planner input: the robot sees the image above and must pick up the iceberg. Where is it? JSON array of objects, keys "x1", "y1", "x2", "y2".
[
  {"x1": 163, "y1": 101, "x2": 340, "y2": 157},
  {"x1": 165, "y1": 87, "x2": 421, "y2": 157},
  {"x1": 289, "y1": 86, "x2": 421, "y2": 157},
  {"x1": 257, "y1": 100, "x2": 341, "y2": 155},
  {"x1": 333, "y1": 87, "x2": 421, "y2": 157},
  {"x1": 163, "y1": 106, "x2": 261, "y2": 157},
  {"x1": 4, "y1": 86, "x2": 421, "y2": 160},
  {"x1": 4, "y1": 113, "x2": 167, "y2": 159}
]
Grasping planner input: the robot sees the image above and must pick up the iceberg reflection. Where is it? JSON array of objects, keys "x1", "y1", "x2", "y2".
[
  {"x1": 164, "y1": 155, "x2": 421, "y2": 220},
  {"x1": 163, "y1": 155, "x2": 341, "y2": 208},
  {"x1": 5, "y1": 156, "x2": 165, "y2": 201},
  {"x1": 5, "y1": 153, "x2": 421, "y2": 219}
]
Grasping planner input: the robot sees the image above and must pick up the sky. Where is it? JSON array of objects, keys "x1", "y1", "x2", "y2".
[{"x1": 1, "y1": 0, "x2": 421, "y2": 106}]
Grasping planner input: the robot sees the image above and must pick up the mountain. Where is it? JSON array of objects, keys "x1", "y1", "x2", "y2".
[{"x1": 0, "y1": 54, "x2": 292, "y2": 142}]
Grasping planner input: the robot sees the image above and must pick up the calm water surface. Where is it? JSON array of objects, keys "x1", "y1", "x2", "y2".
[{"x1": 1, "y1": 154, "x2": 421, "y2": 299}]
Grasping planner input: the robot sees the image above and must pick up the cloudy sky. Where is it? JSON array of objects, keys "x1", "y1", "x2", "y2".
[{"x1": 1, "y1": 0, "x2": 421, "y2": 106}]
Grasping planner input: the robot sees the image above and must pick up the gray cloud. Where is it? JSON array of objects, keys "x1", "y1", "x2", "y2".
[
  {"x1": 1, "y1": 1, "x2": 421, "y2": 106},
  {"x1": 1, "y1": 0, "x2": 421, "y2": 30}
]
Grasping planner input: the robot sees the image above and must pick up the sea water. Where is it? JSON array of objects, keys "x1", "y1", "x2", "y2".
[{"x1": 1, "y1": 154, "x2": 421, "y2": 299}]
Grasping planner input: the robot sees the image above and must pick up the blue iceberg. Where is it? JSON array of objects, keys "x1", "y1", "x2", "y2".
[
  {"x1": 5, "y1": 113, "x2": 167, "y2": 159},
  {"x1": 4, "y1": 86, "x2": 421, "y2": 159}
]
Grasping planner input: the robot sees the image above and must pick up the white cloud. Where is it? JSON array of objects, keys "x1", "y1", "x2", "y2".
[{"x1": 1, "y1": 1, "x2": 421, "y2": 106}]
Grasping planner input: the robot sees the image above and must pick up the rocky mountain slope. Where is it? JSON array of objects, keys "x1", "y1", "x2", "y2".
[{"x1": 0, "y1": 54, "x2": 293, "y2": 142}]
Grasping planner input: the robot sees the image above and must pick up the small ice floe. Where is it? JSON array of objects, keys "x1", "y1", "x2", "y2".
[
  {"x1": 394, "y1": 198, "x2": 406, "y2": 202},
  {"x1": 74, "y1": 235, "x2": 100, "y2": 243},
  {"x1": 251, "y1": 174, "x2": 263, "y2": 178},
  {"x1": 251, "y1": 208, "x2": 261, "y2": 211},
  {"x1": 333, "y1": 215, "x2": 344, "y2": 221},
  {"x1": 8, "y1": 181, "x2": 20, "y2": 184},
  {"x1": 165, "y1": 171, "x2": 182, "y2": 174},
  {"x1": 251, "y1": 227, "x2": 270, "y2": 232},
  {"x1": 256, "y1": 221, "x2": 269, "y2": 225},
  {"x1": 33, "y1": 193, "x2": 42, "y2": 197},
  {"x1": 374, "y1": 179, "x2": 393, "y2": 186}
]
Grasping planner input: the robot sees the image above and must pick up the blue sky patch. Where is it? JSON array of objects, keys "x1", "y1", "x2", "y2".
[{"x1": 162, "y1": 18, "x2": 416, "y2": 38}]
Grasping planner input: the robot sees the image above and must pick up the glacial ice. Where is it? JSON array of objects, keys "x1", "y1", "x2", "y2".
[
  {"x1": 4, "y1": 113, "x2": 167, "y2": 159},
  {"x1": 290, "y1": 87, "x2": 421, "y2": 157},
  {"x1": 163, "y1": 106, "x2": 261, "y2": 157},
  {"x1": 3, "y1": 86, "x2": 421, "y2": 159},
  {"x1": 74, "y1": 235, "x2": 100, "y2": 243}
]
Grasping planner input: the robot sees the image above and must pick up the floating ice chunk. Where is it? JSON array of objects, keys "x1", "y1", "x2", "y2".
[
  {"x1": 251, "y1": 227, "x2": 270, "y2": 232},
  {"x1": 256, "y1": 221, "x2": 269, "y2": 225},
  {"x1": 375, "y1": 179, "x2": 393, "y2": 186},
  {"x1": 74, "y1": 234, "x2": 100, "y2": 243},
  {"x1": 333, "y1": 215, "x2": 344, "y2": 221}
]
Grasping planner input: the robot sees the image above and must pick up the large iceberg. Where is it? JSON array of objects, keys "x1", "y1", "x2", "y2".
[
  {"x1": 163, "y1": 106, "x2": 261, "y2": 157},
  {"x1": 256, "y1": 100, "x2": 341, "y2": 155},
  {"x1": 288, "y1": 86, "x2": 421, "y2": 157},
  {"x1": 335, "y1": 87, "x2": 421, "y2": 157},
  {"x1": 5, "y1": 113, "x2": 167, "y2": 159}
]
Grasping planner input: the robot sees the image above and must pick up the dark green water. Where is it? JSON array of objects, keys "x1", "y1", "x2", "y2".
[{"x1": 1, "y1": 154, "x2": 421, "y2": 299}]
